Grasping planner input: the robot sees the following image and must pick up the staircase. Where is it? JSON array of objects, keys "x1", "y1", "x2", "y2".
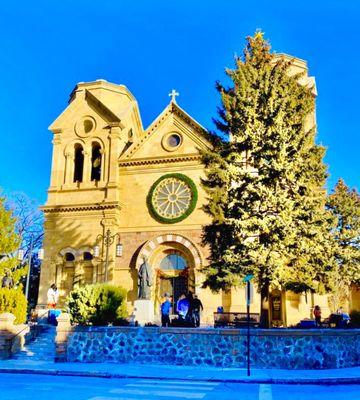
[{"x1": 11, "y1": 324, "x2": 56, "y2": 362}]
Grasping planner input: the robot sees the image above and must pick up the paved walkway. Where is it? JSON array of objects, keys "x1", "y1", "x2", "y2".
[
  {"x1": 0, "y1": 358, "x2": 359, "y2": 384},
  {"x1": 1, "y1": 373, "x2": 360, "y2": 400}
]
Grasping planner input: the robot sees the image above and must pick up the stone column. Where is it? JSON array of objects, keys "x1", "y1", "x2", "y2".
[
  {"x1": 64, "y1": 152, "x2": 74, "y2": 184},
  {"x1": 83, "y1": 148, "x2": 91, "y2": 183},
  {"x1": 55, "y1": 313, "x2": 72, "y2": 362},
  {"x1": 49, "y1": 131, "x2": 62, "y2": 190},
  {"x1": 100, "y1": 148, "x2": 105, "y2": 182}
]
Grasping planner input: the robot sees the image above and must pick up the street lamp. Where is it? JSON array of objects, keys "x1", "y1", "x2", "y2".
[
  {"x1": 17, "y1": 236, "x2": 44, "y2": 300},
  {"x1": 94, "y1": 229, "x2": 122, "y2": 282}
]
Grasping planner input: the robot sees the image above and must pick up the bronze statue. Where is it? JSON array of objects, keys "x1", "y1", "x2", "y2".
[{"x1": 138, "y1": 256, "x2": 152, "y2": 299}]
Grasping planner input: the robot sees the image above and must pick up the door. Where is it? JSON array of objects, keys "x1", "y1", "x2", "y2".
[{"x1": 159, "y1": 276, "x2": 188, "y2": 313}]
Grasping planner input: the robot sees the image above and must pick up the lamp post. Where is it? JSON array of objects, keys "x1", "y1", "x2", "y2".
[
  {"x1": 93, "y1": 229, "x2": 123, "y2": 283},
  {"x1": 18, "y1": 237, "x2": 44, "y2": 300}
]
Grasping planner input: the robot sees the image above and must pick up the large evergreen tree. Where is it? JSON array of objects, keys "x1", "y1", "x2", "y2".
[
  {"x1": 327, "y1": 179, "x2": 360, "y2": 303},
  {"x1": 201, "y1": 32, "x2": 336, "y2": 324}
]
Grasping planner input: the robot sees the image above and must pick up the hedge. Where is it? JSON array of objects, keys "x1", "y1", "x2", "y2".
[
  {"x1": 66, "y1": 284, "x2": 128, "y2": 325},
  {"x1": 0, "y1": 288, "x2": 27, "y2": 324}
]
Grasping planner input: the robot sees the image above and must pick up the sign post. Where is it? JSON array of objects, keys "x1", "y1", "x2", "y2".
[{"x1": 243, "y1": 274, "x2": 254, "y2": 377}]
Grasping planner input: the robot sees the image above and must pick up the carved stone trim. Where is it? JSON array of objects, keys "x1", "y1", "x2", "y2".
[
  {"x1": 136, "y1": 233, "x2": 203, "y2": 270},
  {"x1": 119, "y1": 154, "x2": 201, "y2": 167},
  {"x1": 41, "y1": 203, "x2": 120, "y2": 214}
]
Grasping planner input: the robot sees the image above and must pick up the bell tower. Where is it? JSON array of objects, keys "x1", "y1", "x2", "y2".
[{"x1": 38, "y1": 80, "x2": 143, "y2": 306}]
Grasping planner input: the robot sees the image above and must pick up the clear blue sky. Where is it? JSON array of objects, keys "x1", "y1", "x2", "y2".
[{"x1": 0, "y1": 0, "x2": 358, "y2": 204}]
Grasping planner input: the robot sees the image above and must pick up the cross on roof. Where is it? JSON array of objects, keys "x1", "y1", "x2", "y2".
[{"x1": 168, "y1": 89, "x2": 179, "y2": 103}]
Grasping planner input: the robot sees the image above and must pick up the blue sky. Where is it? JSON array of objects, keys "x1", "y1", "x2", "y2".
[{"x1": 0, "y1": 0, "x2": 358, "y2": 204}]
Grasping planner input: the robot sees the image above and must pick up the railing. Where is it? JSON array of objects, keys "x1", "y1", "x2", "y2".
[{"x1": 214, "y1": 312, "x2": 260, "y2": 328}]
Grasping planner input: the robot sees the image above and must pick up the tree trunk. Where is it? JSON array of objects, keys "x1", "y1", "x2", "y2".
[{"x1": 260, "y1": 282, "x2": 270, "y2": 328}]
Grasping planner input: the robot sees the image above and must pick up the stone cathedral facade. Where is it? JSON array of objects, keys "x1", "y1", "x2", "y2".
[{"x1": 38, "y1": 57, "x2": 360, "y2": 326}]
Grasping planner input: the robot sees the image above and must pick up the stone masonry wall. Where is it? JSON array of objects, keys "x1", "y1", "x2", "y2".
[{"x1": 62, "y1": 323, "x2": 360, "y2": 369}]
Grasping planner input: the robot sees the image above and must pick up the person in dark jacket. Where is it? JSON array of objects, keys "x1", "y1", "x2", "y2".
[
  {"x1": 192, "y1": 294, "x2": 204, "y2": 327},
  {"x1": 160, "y1": 293, "x2": 172, "y2": 327},
  {"x1": 313, "y1": 305, "x2": 322, "y2": 327}
]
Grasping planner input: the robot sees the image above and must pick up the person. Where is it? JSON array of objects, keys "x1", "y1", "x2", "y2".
[
  {"x1": 160, "y1": 293, "x2": 172, "y2": 327},
  {"x1": 192, "y1": 294, "x2": 204, "y2": 327},
  {"x1": 177, "y1": 294, "x2": 189, "y2": 321},
  {"x1": 313, "y1": 305, "x2": 322, "y2": 327},
  {"x1": 186, "y1": 292, "x2": 194, "y2": 324},
  {"x1": 336, "y1": 306, "x2": 350, "y2": 327},
  {"x1": 1, "y1": 271, "x2": 14, "y2": 288},
  {"x1": 47, "y1": 284, "x2": 59, "y2": 308}
]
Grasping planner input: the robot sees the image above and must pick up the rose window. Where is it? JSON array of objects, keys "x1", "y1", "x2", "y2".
[{"x1": 148, "y1": 174, "x2": 197, "y2": 223}]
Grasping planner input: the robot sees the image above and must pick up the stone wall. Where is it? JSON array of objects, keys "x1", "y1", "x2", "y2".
[
  {"x1": 0, "y1": 313, "x2": 29, "y2": 359},
  {"x1": 57, "y1": 315, "x2": 360, "y2": 369}
]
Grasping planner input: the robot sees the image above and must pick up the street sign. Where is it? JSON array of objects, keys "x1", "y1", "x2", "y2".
[{"x1": 243, "y1": 274, "x2": 254, "y2": 283}]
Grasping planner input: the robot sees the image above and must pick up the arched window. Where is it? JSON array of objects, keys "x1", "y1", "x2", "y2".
[
  {"x1": 65, "y1": 252, "x2": 75, "y2": 262},
  {"x1": 91, "y1": 143, "x2": 102, "y2": 181},
  {"x1": 83, "y1": 251, "x2": 93, "y2": 261},
  {"x1": 73, "y1": 144, "x2": 84, "y2": 182},
  {"x1": 160, "y1": 252, "x2": 187, "y2": 270}
]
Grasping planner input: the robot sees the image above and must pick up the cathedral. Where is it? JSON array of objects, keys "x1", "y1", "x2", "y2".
[{"x1": 37, "y1": 56, "x2": 359, "y2": 326}]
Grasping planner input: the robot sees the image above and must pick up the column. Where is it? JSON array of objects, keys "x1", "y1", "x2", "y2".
[
  {"x1": 83, "y1": 147, "x2": 91, "y2": 183},
  {"x1": 49, "y1": 132, "x2": 62, "y2": 189},
  {"x1": 64, "y1": 152, "x2": 74, "y2": 184}
]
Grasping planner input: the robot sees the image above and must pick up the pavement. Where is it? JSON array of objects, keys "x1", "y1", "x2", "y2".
[
  {"x1": 1, "y1": 373, "x2": 360, "y2": 400},
  {"x1": 0, "y1": 358, "x2": 359, "y2": 385}
]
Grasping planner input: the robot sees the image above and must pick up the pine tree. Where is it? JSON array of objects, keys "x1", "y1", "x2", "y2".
[
  {"x1": 0, "y1": 193, "x2": 27, "y2": 285},
  {"x1": 327, "y1": 179, "x2": 360, "y2": 298},
  {"x1": 201, "y1": 32, "x2": 336, "y2": 324}
]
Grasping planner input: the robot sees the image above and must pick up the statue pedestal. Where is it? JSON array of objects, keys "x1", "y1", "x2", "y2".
[{"x1": 134, "y1": 299, "x2": 154, "y2": 326}]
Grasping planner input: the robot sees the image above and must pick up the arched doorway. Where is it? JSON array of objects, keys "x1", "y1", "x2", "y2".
[
  {"x1": 135, "y1": 234, "x2": 202, "y2": 316},
  {"x1": 158, "y1": 250, "x2": 189, "y2": 313}
]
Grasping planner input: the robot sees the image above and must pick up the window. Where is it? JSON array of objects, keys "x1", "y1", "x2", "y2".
[
  {"x1": 160, "y1": 252, "x2": 187, "y2": 270},
  {"x1": 73, "y1": 144, "x2": 84, "y2": 182},
  {"x1": 83, "y1": 252, "x2": 93, "y2": 261},
  {"x1": 65, "y1": 252, "x2": 75, "y2": 262},
  {"x1": 91, "y1": 143, "x2": 101, "y2": 181}
]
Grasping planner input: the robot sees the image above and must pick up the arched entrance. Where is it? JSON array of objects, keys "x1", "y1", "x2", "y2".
[
  {"x1": 156, "y1": 249, "x2": 190, "y2": 313},
  {"x1": 135, "y1": 234, "x2": 202, "y2": 315}
]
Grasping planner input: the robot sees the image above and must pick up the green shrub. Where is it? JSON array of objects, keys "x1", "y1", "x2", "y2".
[
  {"x1": 0, "y1": 288, "x2": 27, "y2": 324},
  {"x1": 66, "y1": 284, "x2": 128, "y2": 325},
  {"x1": 350, "y1": 310, "x2": 360, "y2": 327}
]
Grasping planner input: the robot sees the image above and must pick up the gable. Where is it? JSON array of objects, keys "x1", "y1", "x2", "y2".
[
  {"x1": 121, "y1": 102, "x2": 211, "y2": 163},
  {"x1": 49, "y1": 81, "x2": 143, "y2": 139}
]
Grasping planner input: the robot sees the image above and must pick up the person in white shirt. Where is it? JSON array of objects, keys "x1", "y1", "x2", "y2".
[{"x1": 47, "y1": 284, "x2": 59, "y2": 308}]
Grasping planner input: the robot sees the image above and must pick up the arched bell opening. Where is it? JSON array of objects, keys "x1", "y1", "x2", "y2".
[{"x1": 73, "y1": 144, "x2": 84, "y2": 182}]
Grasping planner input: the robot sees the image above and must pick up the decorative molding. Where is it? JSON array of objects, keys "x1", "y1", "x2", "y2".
[
  {"x1": 136, "y1": 233, "x2": 203, "y2": 269},
  {"x1": 119, "y1": 154, "x2": 201, "y2": 167},
  {"x1": 41, "y1": 203, "x2": 121, "y2": 214}
]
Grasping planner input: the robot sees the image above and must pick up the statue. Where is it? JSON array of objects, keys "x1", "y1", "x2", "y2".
[
  {"x1": 1, "y1": 271, "x2": 14, "y2": 288},
  {"x1": 138, "y1": 256, "x2": 152, "y2": 300}
]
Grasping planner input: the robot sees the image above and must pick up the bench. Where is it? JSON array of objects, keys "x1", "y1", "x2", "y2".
[{"x1": 214, "y1": 312, "x2": 260, "y2": 328}]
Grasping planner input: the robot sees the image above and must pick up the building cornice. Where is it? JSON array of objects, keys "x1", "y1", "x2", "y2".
[
  {"x1": 41, "y1": 203, "x2": 121, "y2": 214},
  {"x1": 119, "y1": 154, "x2": 201, "y2": 167}
]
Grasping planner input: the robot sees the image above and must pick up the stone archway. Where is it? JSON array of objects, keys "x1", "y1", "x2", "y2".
[{"x1": 135, "y1": 234, "x2": 203, "y2": 314}]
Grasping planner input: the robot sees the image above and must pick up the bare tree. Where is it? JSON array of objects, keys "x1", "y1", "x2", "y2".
[{"x1": 6, "y1": 192, "x2": 44, "y2": 257}]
